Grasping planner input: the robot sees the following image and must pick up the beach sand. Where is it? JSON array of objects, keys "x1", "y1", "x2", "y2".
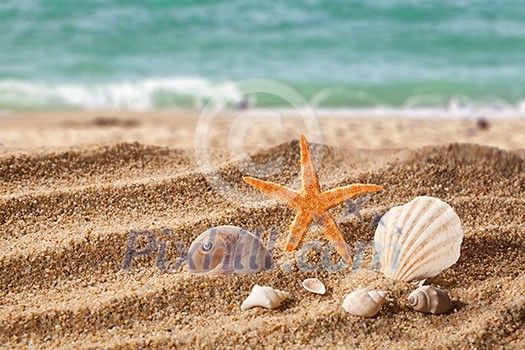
[
  {"x1": 0, "y1": 112, "x2": 524, "y2": 349},
  {"x1": 1, "y1": 111, "x2": 525, "y2": 151}
]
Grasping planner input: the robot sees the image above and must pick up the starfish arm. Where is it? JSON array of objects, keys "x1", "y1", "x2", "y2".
[
  {"x1": 300, "y1": 135, "x2": 321, "y2": 194},
  {"x1": 285, "y1": 211, "x2": 313, "y2": 252},
  {"x1": 317, "y1": 214, "x2": 353, "y2": 263},
  {"x1": 321, "y1": 184, "x2": 382, "y2": 209},
  {"x1": 244, "y1": 177, "x2": 302, "y2": 208}
]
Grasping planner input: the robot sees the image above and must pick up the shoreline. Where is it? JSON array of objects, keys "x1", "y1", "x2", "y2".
[
  {"x1": 2, "y1": 107, "x2": 525, "y2": 119},
  {"x1": 1, "y1": 110, "x2": 524, "y2": 151}
]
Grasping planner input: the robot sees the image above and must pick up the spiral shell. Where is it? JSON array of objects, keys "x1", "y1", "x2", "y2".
[
  {"x1": 374, "y1": 196, "x2": 463, "y2": 282},
  {"x1": 241, "y1": 285, "x2": 288, "y2": 311},
  {"x1": 187, "y1": 226, "x2": 273, "y2": 275},
  {"x1": 342, "y1": 290, "x2": 387, "y2": 317},
  {"x1": 408, "y1": 285, "x2": 452, "y2": 314}
]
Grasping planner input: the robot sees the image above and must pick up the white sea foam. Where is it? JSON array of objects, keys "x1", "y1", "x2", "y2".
[
  {"x1": 0, "y1": 78, "x2": 524, "y2": 118},
  {"x1": 0, "y1": 78, "x2": 242, "y2": 110}
]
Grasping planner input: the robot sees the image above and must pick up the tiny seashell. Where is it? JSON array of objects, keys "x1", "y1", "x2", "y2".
[
  {"x1": 408, "y1": 285, "x2": 452, "y2": 314},
  {"x1": 241, "y1": 285, "x2": 288, "y2": 311},
  {"x1": 302, "y1": 278, "x2": 326, "y2": 295},
  {"x1": 374, "y1": 196, "x2": 463, "y2": 282},
  {"x1": 342, "y1": 289, "x2": 388, "y2": 317},
  {"x1": 187, "y1": 226, "x2": 273, "y2": 275}
]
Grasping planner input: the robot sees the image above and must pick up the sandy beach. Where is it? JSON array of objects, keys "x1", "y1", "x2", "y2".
[
  {"x1": 1, "y1": 111, "x2": 525, "y2": 151},
  {"x1": 0, "y1": 112, "x2": 524, "y2": 349}
]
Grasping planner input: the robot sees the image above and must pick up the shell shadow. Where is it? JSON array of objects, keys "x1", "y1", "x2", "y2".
[
  {"x1": 443, "y1": 232, "x2": 524, "y2": 288},
  {"x1": 451, "y1": 299, "x2": 468, "y2": 313}
]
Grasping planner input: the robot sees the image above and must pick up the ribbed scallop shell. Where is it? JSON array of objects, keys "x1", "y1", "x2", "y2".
[
  {"x1": 408, "y1": 285, "x2": 452, "y2": 314},
  {"x1": 374, "y1": 196, "x2": 463, "y2": 282},
  {"x1": 241, "y1": 285, "x2": 288, "y2": 311},
  {"x1": 342, "y1": 290, "x2": 387, "y2": 317}
]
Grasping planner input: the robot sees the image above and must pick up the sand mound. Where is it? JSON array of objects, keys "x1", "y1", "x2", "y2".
[{"x1": 1, "y1": 141, "x2": 523, "y2": 349}]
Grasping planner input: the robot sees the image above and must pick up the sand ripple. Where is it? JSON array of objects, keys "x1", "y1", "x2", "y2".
[{"x1": 1, "y1": 142, "x2": 523, "y2": 349}]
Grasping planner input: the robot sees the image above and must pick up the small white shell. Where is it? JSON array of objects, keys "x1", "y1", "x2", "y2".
[
  {"x1": 302, "y1": 278, "x2": 326, "y2": 295},
  {"x1": 408, "y1": 285, "x2": 452, "y2": 314},
  {"x1": 342, "y1": 290, "x2": 387, "y2": 317},
  {"x1": 241, "y1": 285, "x2": 288, "y2": 311},
  {"x1": 374, "y1": 196, "x2": 463, "y2": 282}
]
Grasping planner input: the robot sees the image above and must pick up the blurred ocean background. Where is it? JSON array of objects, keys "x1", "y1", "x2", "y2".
[{"x1": 0, "y1": 0, "x2": 524, "y2": 115}]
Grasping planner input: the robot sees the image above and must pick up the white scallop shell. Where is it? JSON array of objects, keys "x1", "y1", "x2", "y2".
[
  {"x1": 241, "y1": 285, "x2": 288, "y2": 311},
  {"x1": 408, "y1": 285, "x2": 452, "y2": 314},
  {"x1": 342, "y1": 290, "x2": 387, "y2": 317},
  {"x1": 374, "y1": 196, "x2": 463, "y2": 282},
  {"x1": 302, "y1": 278, "x2": 326, "y2": 295}
]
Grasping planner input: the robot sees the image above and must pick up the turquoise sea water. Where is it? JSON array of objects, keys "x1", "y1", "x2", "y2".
[{"x1": 1, "y1": 0, "x2": 525, "y2": 113}]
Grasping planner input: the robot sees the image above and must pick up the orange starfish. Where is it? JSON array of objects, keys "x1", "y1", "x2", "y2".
[{"x1": 244, "y1": 135, "x2": 382, "y2": 263}]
